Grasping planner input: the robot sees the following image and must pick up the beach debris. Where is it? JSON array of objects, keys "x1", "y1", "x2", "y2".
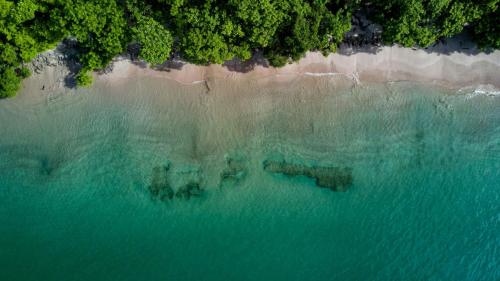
[
  {"x1": 263, "y1": 159, "x2": 353, "y2": 192},
  {"x1": 148, "y1": 164, "x2": 174, "y2": 201},
  {"x1": 204, "y1": 80, "x2": 211, "y2": 93}
]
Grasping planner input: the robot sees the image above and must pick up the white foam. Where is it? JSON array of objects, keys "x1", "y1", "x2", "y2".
[
  {"x1": 190, "y1": 80, "x2": 206, "y2": 85},
  {"x1": 303, "y1": 71, "x2": 361, "y2": 85},
  {"x1": 303, "y1": 72, "x2": 341, "y2": 77},
  {"x1": 457, "y1": 84, "x2": 500, "y2": 99}
]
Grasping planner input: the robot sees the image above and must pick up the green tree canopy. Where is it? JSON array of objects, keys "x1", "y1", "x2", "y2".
[
  {"x1": 471, "y1": 5, "x2": 500, "y2": 49},
  {"x1": 0, "y1": 0, "x2": 58, "y2": 97},
  {"x1": 172, "y1": 0, "x2": 251, "y2": 64},
  {"x1": 52, "y1": 0, "x2": 127, "y2": 70},
  {"x1": 132, "y1": 16, "x2": 173, "y2": 65},
  {"x1": 0, "y1": 0, "x2": 499, "y2": 98},
  {"x1": 264, "y1": 0, "x2": 351, "y2": 66},
  {"x1": 126, "y1": 0, "x2": 174, "y2": 65},
  {"x1": 371, "y1": 0, "x2": 499, "y2": 47}
]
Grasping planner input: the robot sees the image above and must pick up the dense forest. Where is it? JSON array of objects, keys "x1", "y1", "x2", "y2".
[{"x1": 1, "y1": 0, "x2": 499, "y2": 97}]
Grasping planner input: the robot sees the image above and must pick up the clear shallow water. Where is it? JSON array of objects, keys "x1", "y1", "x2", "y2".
[{"x1": 0, "y1": 75, "x2": 499, "y2": 281}]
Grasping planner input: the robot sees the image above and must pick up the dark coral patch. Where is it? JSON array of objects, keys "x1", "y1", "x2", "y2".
[
  {"x1": 148, "y1": 164, "x2": 174, "y2": 201},
  {"x1": 263, "y1": 160, "x2": 353, "y2": 192}
]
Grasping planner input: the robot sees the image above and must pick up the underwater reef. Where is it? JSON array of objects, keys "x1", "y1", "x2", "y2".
[
  {"x1": 263, "y1": 159, "x2": 353, "y2": 192},
  {"x1": 219, "y1": 153, "x2": 247, "y2": 188},
  {"x1": 148, "y1": 163, "x2": 204, "y2": 202},
  {"x1": 148, "y1": 164, "x2": 174, "y2": 201},
  {"x1": 148, "y1": 154, "x2": 353, "y2": 203}
]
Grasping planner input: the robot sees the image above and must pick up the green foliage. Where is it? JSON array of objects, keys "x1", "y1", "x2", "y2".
[
  {"x1": 266, "y1": 53, "x2": 289, "y2": 67},
  {"x1": 264, "y1": 0, "x2": 351, "y2": 66},
  {"x1": 0, "y1": 67, "x2": 22, "y2": 98},
  {"x1": 228, "y1": 0, "x2": 287, "y2": 48},
  {"x1": 371, "y1": 0, "x2": 499, "y2": 47},
  {"x1": 163, "y1": 0, "x2": 351, "y2": 65},
  {"x1": 0, "y1": 0, "x2": 60, "y2": 98},
  {"x1": 472, "y1": 6, "x2": 500, "y2": 49},
  {"x1": 133, "y1": 16, "x2": 173, "y2": 65},
  {"x1": 0, "y1": 43, "x2": 17, "y2": 64},
  {"x1": 172, "y1": 1, "x2": 251, "y2": 64},
  {"x1": 75, "y1": 69, "x2": 93, "y2": 87},
  {"x1": 19, "y1": 67, "x2": 31, "y2": 78},
  {"x1": 52, "y1": 0, "x2": 127, "y2": 69},
  {"x1": 0, "y1": 0, "x2": 499, "y2": 98}
]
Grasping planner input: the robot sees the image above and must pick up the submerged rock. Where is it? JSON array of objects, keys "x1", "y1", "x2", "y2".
[
  {"x1": 174, "y1": 164, "x2": 203, "y2": 185},
  {"x1": 263, "y1": 160, "x2": 353, "y2": 192},
  {"x1": 175, "y1": 182, "x2": 203, "y2": 200},
  {"x1": 148, "y1": 163, "x2": 205, "y2": 202},
  {"x1": 39, "y1": 155, "x2": 56, "y2": 176},
  {"x1": 220, "y1": 153, "x2": 247, "y2": 183},
  {"x1": 0, "y1": 144, "x2": 64, "y2": 178},
  {"x1": 148, "y1": 164, "x2": 174, "y2": 201}
]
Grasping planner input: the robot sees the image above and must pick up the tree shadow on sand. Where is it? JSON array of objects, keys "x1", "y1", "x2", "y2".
[
  {"x1": 222, "y1": 51, "x2": 270, "y2": 73},
  {"x1": 154, "y1": 58, "x2": 186, "y2": 72}
]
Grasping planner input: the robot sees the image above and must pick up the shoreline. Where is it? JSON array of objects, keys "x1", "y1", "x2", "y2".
[
  {"x1": 99, "y1": 44, "x2": 500, "y2": 90},
  {"x1": 26, "y1": 38, "x2": 500, "y2": 95}
]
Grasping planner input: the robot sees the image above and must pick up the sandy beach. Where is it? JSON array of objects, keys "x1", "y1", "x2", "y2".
[
  {"x1": 96, "y1": 40, "x2": 500, "y2": 90},
  {"x1": 21, "y1": 38, "x2": 500, "y2": 100}
]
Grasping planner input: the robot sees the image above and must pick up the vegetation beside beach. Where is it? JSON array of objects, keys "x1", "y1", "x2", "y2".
[{"x1": 1, "y1": 0, "x2": 499, "y2": 97}]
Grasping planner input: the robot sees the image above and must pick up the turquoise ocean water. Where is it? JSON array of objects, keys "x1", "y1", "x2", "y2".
[{"x1": 0, "y1": 75, "x2": 499, "y2": 280}]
